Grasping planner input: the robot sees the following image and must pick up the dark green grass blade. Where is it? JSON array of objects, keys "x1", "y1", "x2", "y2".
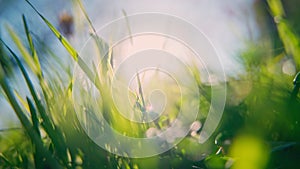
[
  {"x1": 0, "y1": 63, "x2": 61, "y2": 169},
  {"x1": 0, "y1": 154, "x2": 13, "y2": 167},
  {"x1": 0, "y1": 40, "x2": 13, "y2": 75},
  {"x1": 26, "y1": 97, "x2": 40, "y2": 137},
  {"x1": 0, "y1": 39, "x2": 55, "y2": 134},
  {"x1": 292, "y1": 72, "x2": 300, "y2": 99},
  {"x1": 0, "y1": 39, "x2": 69, "y2": 166},
  {"x1": 21, "y1": 11, "x2": 80, "y2": 167},
  {"x1": 0, "y1": 65, "x2": 32, "y2": 131}
]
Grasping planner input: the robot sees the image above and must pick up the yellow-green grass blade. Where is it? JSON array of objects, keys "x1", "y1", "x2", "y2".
[
  {"x1": 267, "y1": 0, "x2": 300, "y2": 70},
  {"x1": 0, "y1": 39, "x2": 56, "y2": 134},
  {"x1": 22, "y1": 14, "x2": 41, "y2": 73},
  {"x1": 6, "y1": 25, "x2": 41, "y2": 75},
  {"x1": 0, "y1": 39, "x2": 69, "y2": 166},
  {"x1": 22, "y1": 17, "x2": 71, "y2": 164},
  {"x1": 76, "y1": 0, "x2": 97, "y2": 35},
  {"x1": 90, "y1": 34, "x2": 112, "y2": 76},
  {"x1": 25, "y1": 0, "x2": 98, "y2": 90},
  {"x1": 14, "y1": 90, "x2": 30, "y2": 113},
  {"x1": 77, "y1": 0, "x2": 113, "y2": 78},
  {"x1": 0, "y1": 64, "x2": 61, "y2": 168},
  {"x1": 30, "y1": 32, "x2": 67, "y2": 72},
  {"x1": 25, "y1": 0, "x2": 77, "y2": 61}
]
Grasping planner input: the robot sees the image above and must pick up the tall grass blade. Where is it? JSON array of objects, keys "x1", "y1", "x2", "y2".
[
  {"x1": 22, "y1": 16, "x2": 36, "y2": 60},
  {"x1": 25, "y1": 0, "x2": 98, "y2": 89},
  {"x1": 25, "y1": 0, "x2": 77, "y2": 61},
  {"x1": 22, "y1": 15, "x2": 41, "y2": 75},
  {"x1": 122, "y1": 9, "x2": 133, "y2": 45},
  {"x1": 0, "y1": 39, "x2": 13, "y2": 75},
  {"x1": 76, "y1": 0, "x2": 113, "y2": 76},
  {"x1": 0, "y1": 39, "x2": 68, "y2": 167},
  {"x1": 76, "y1": 0, "x2": 97, "y2": 35},
  {"x1": 26, "y1": 97, "x2": 41, "y2": 137},
  {"x1": 267, "y1": 0, "x2": 300, "y2": 69},
  {"x1": 136, "y1": 71, "x2": 145, "y2": 110},
  {"x1": 14, "y1": 90, "x2": 30, "y2": 113},
  {"x1": 90, "y1": 34, "x2": 111, "y2": 75},
  {"x1": 0, "y1": 64, "x2": 61, "y2": 168},
  {"x1": 0, "y1": 39, "x2": 55, "y2": 133},
  {"x1": 5, "y1": 25, "x2": 40, "y2": 75}
]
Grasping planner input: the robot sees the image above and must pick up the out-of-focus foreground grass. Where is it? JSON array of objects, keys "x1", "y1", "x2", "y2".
[{"x1": 0, "y1": 0, "x2": 300, "y2": 168}]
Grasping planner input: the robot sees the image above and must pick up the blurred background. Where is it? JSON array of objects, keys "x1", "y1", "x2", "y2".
[{"x1": 0, "y1": 0, "x2": 300, "y2": 169}]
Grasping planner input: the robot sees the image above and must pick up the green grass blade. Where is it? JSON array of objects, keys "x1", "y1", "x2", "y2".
[
  {"x1": 0, "y1": 55, "x2": 5, "y2": 83},
  {"x1": 136, "y1": 71, "x2": 145, "y2": 109},
  {"x1": 31, "y1": 32, "x2": 67, "y2": 71},
  {"x1": 25, "y1": 0, "x2": 98, "y2": 89},
  {"x1": 26, "y1": 97, "x2": 41, "y2": 137},
  {"x1": 0, "y1": 64, "x2": 61, "y2": 168},
  {"x1": 122, "y1": 9, "x2": 133, "y2": 45},
  {"x1": 76, "y1": 0, "x2": 97, "y2": 35},
  {"x1": 5, "y1": 25, "x2": 40, "y2": 75},
  {"x1": 90, "y1": 34, "x2": 112, "y2": 75},
  {"x1": 22, "y1": 15, "x2": 36, "y2": 58},
  {"x1": 0, "y1": 154, "x2": 13, "y2": 166},
  {"x1": 22, "y1": 15, "x2": 41, "y2": 75},
  {"x1": 0, "y1": 39, "x2": 55, "y2": 132},
  {"x1": 0, "y1": 39, "x2": 69, "y2": 167},
  {"x1": 25, "y1": 0, "x2": 78, "y2": 61},
  {"x1": 0, "y1": 40, "x2": 13, "y2": 75},
  {"x1": 291, "y1": 72, "x2": 300, "y2": 100},
  {"x1": 14, "y1": 90, "x2": 30, "y2": 113},
  {"x1": 267, "y1": 0, "x2": 300, "y2": 69},
  {"x1": 76, "y1": 0, "x2": 113, "y2": 77}
]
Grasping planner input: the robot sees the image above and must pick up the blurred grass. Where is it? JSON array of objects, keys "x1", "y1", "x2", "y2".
[{"x1": 0, "y1": 0, "x2": 299, "y2": 169}]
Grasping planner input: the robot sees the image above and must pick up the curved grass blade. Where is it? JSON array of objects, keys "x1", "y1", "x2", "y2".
[
  {"x1": 136, "y1": 71, "x2": 145, "y2": 109},
  {"x1": 14, "y1": 90, "x2": 30, "y2": 113},
  {"x1": 22, "y1": 15, "x2": 41, "y2": 75},
  {"x1": 25, "y1": 0, "x2": 98, "y2": 89},
  {"x1": 5, "y1": 24, "x2": 40, "y2": 75},
  {"x1": 0, "y1": 39, "x2": 56, "y2": 134},
  {"x1": 122, "y1": 9, "x2": 133, "y2": 45},
  {"x1": 22, "y1": 15, "x2": 37, "y2": 63},
  {"x1": 0, "y1": 64, "x2": 61, "y2": 168},
  {"x1": 25, "y1": 0, "x2": 77, "y2": 61},
  {"x1": 0, "y1": 39, "x2": 69, "y2": 166},
  {"x1": 0, "y1": 39, "x2": 13, "y2": 75},
  {"x1": 76, "y1": 0, "x2": 113, "y2": 76},
  {"x1": 27, "y1": 97, "x2": 41, "y2": 137},
  {"x1": 76, "y1": 0, "x2": 97, "y2": 35},
  {"x1": 267, "y1": 0, "x2": 300, "y2": 69}
]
